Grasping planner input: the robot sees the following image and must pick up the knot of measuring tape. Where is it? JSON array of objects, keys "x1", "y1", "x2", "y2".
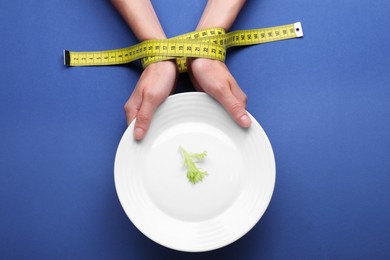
[
  {"x1": 64, "y1": 22, "x2": 303, "y2": 73},
  {"x1": 140, "y1": 28, "x2": 227, "y2": 73}
]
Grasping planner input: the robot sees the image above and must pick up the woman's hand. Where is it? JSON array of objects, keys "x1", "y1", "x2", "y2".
[
  {"x1": 188, "y1": 58, "x2": 251, "y2": 128},
  {"x1": 124, "y1": 60, "x2": 178, "y2": 140},
  {"x1": 112, "y1": 0, "x2": 248, "y2": 139}
]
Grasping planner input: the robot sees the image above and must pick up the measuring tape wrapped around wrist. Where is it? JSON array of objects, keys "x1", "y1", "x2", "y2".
[{"x1": 64, "y1": 22, "x2": 303, "y2": 73}]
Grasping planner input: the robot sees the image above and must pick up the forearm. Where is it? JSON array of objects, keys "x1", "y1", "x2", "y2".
[
  {"x1": 111, "y1": 0, "x2": 166, "y2": 41},
  {"x1": 196, "y1": 0, "x2": 246, "y2": 30}
]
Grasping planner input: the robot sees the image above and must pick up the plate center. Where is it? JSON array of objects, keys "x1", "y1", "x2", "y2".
[{"x1": 142, "y1": 122, "x2": 244, "y2": 222}]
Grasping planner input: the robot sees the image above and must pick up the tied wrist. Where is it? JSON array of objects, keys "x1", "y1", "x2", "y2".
[{"x1": 140, "y1": 27, "x2": 227, "y2": 73}]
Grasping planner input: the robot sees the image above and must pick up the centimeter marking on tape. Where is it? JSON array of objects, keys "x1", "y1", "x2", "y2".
[{"x1": 64, "y1": 22, "x2": 303, "y2": 72}]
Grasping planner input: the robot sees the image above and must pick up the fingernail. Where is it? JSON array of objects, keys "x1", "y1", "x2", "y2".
[
  {"x1": 134, "y1": 128, "x2": 144, "y2": 140},
  {"x1": 240, "y1": 114, "x2": 251, "y2": 127}
]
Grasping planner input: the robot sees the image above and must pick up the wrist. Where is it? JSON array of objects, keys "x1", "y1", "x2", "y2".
[
  {"x1": 186, "y1": 57, "x2": 221, "y2": 74},
  {"x1": 111, "y1": 0, "x2": 167, "y2": 41},
  {"x1": 149, "y1": 60, "x2": 178, "y2": 75},
  {"x1": 196, "y1": 0, "x2": 246, "y2": 30}
]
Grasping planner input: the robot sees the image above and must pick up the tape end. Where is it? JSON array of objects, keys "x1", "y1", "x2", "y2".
[
  {"x1": 63, "y1": 50, "x2": 70, "y2": 66},
  {"x1": 294, "y1": 22, "x2": 303, "y2": 37}
]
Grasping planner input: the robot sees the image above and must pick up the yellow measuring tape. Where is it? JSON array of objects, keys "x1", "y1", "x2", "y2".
[{"x1": 64, "y1": 22, "x2": 303, "y2": 73}]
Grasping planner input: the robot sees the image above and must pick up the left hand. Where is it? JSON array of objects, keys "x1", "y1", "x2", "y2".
[
  {"x1": 124, "y1": 60, "x2": 178, "y2": 140},
  {"x1": 187, "y1": 58, "x2": 251, "y2": 128}
]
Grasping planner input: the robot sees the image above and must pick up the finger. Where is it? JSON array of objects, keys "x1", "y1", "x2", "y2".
[
  {"x1": 133, "y1": 93, "x2": 164, "y2": 141},
  {"x1": 211, "y1": 88, "x2": 251, "y2": 128},
  {"x1": 229, "y1": 78, "x2": 248, "y2": 106},
  {"x1": 124, "y1": 91, "x2": 142, "y2": 126}
]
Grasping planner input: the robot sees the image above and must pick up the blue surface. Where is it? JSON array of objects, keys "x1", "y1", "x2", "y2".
[{"x1": 1, "y1": 0, "x2": 390, "y2": 259}]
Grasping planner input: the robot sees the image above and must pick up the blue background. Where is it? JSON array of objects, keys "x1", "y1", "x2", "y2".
[{"x1": 1, "y1": 0, "x2": 389, "y2": 259}]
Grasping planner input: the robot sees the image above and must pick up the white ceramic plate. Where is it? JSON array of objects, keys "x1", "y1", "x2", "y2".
[{"x1": 114, "y1": 92, "x2": 275, "y2": 252}]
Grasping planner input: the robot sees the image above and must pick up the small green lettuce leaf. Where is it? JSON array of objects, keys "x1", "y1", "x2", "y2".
[{"x1": 179, "y1": 146, "x2": 208, "y2": 184}]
